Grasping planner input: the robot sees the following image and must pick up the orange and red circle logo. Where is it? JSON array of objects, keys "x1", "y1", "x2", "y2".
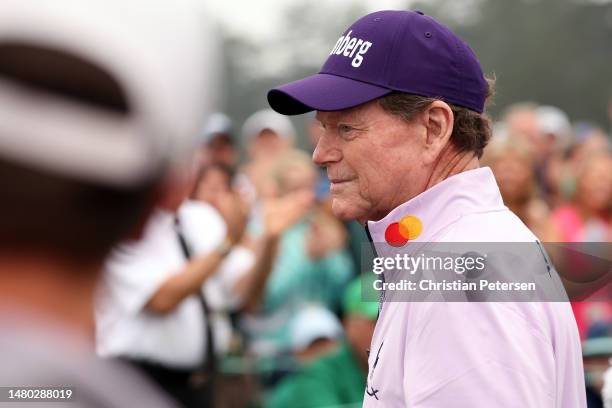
[{"x1": 384, "y1": 215, "x2": 422, "y2": 247}]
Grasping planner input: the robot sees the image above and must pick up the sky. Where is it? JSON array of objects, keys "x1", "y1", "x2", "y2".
[{"x1": 206, "y1": 0, "x2": 410, "y2": 39}]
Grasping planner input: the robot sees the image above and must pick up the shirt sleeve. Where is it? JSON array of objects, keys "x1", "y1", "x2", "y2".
[
  {"x1": 204, "y1": 245, "x2": 255, "y2": 310},
  {"x1": 101, "y1": 241, "x2": 175, "y2": 316},
  {"x1": 178, "y1": 201, "x2": 227, "y2": 254}
]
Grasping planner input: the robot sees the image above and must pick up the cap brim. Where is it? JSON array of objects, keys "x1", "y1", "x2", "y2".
[{"x1": 268, "y1": 73, "x2": 392, "y2": 115}]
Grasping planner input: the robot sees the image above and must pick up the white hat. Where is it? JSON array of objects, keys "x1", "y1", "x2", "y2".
[
  {"x1": 290, "y1": 305, "x2": 343, "y2": 352},
  {"x1": 0, "y1": 0, "x2": 216, "y2": 187},
  {"x1": 536, "y1": 105, "x2": 572, "y2": 147},
  {"x1": 200, "y1": 112, "x2": 234, "y2": 144},
  {"x1": 242, "y1": 109, "x2": 296, "y2": 141}
]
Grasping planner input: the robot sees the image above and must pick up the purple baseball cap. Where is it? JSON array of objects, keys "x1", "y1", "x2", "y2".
[{"x1": 268, "y1": 10, "x2": 488, "y2": 115}]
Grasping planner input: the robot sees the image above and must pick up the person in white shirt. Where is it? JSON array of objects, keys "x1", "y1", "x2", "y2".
[
  {"x1": 96, "y1": 164, "x2": 248, "y2": 407},
  {"x1": 96, "y1": 162, "x2": 313, "y2": 407}
]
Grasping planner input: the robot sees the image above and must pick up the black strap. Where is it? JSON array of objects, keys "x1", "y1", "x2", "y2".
[
  {"x1": 364, "y1": 224, "x2": 384, "y2": 317},
  {"x1": 174, "y1": 217, "x2": 217, "y2": 379}
]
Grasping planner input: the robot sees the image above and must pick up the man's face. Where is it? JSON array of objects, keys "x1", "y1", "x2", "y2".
[{"x1": 314, "y1": 101, "x2": 430, "y2": 222}]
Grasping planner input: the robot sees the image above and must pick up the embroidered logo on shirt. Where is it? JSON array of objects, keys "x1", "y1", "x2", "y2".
[
  {"x1": 384, "y1": 215, "x2": 422, "y2": 247},
  {"x1": 366, "y1": 341, "x2": 384, "y2": 400}
]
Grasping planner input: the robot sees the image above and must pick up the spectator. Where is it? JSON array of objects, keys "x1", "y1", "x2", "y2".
[
  {"x1": 483, "y1": 137, "x2": 550, "y2": 238},
  {"x1": 183, "y1": 162, "x2": 314, "y2": 357},
  {"x1": 503, "y1": 102, "x2": 541, "y2": 153},
  {"x1": 235, "y1": 109, "x2": 297, "y2": 207},
  {"x1": 95, "y1": 162, "x2": 248, "y2": 408},
  {"x1": 241, "y1": 150, "x2": 353, "y2": 357},
  {"x1": 266, "y1": 278, "x2": 379, "y2": 408},
  {"x1": 604, "y1": 363, "x2": 612, "y2": 408},
  {"x1": 582, "y1": 338, "x2": 612, "y2": 408},
  {"x1": 197, "y1": 113, "x2": 238, "y2": 169},
  {"x1": 543, "y1": 151, "x2": 612, "y2": 341},
  {"x1": 546, "y1": 152, "x2": 612, "y2": 242},
  {"x1": 536, "y1": 105, "x2": 573, "y2": 161},
  {"x1": 289, "y1": 306, "x2": 344, "y2": 362}
]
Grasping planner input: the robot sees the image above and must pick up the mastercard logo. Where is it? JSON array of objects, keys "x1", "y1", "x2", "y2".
[{"x1": 384, "y1": 215, "x2": 422, "y2": 247}]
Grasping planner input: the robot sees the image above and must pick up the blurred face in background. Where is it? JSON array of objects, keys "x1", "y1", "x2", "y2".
[
  {"x1": 576, "y1": 153, "x2": 612, "y2": 214},
  {"x1": 194, "y1": 165, "x2": 231, "y2": 204},
  {"x1": 279, "y1": 161, "x2": 316, "y2": 195},
  {"x1": 505, "y1": 107, "x2": 545, "y2": 159},
  {"x1": 490, "y1": 150, "x2": 535, "y2": 204},
  {"x1": 248, "y1": 128, "x2": 291, "y2": 161},
  {"x1": 571, "y1": 130, "x2": 610, "y2": 168},
  {"x1": 206, "y1": 133, "x2": 236, "y2": 168}
]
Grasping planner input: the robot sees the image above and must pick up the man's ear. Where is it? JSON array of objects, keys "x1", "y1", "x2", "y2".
[{"x1": 422, "y1": 101, "x2": 454, "y2": 164}]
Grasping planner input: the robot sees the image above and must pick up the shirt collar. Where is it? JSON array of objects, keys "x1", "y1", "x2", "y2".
[{"x1": 367, "y1": 167, "x2": 505, "y2": 246}]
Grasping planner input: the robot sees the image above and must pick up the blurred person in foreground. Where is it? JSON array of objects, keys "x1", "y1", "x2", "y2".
[
  {"x1": 482, "y1": 137, "x2": 549, "y2": 238},
  {"x1": 0, "y1": 0, "x2": 211, "y2": 407},
  {"x1": 267, "y1": 279, "x2": 378, "y2": 408},
  {"x1": 241, "y1": 149, "x2": 353, "y2": 358},
  {"x1": 267, "y1": 10, "x2": 586, "y2": 407}
]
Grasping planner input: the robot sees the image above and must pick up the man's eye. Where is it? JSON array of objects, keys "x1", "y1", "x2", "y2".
[{"x1": 338, "y1": 124, "x2": 354, "y2": 133}]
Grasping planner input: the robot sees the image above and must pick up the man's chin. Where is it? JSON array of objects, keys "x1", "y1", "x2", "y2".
[{"x1": 330, "y1": 197, "x2": 365, "y2": 222}]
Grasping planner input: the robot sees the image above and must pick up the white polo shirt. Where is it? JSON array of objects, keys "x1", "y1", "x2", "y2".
[
  {"x1": 96, "y1": 209, "x2": 206, "y2": 369},
  {"x1": 178, "y1": 200, "x2": 255, "y2": 353},
  {"x1": 363, "y1": 167, "x2": 586, "y2": 408}
]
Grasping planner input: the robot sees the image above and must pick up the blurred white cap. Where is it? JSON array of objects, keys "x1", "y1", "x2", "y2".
[
  {"x1": 242, "y1": 109, "x2": 296, "y2": 141},
  {"x1": 200, "y1": 112, "x2": 234, "y2": 144},
  {"x1": 290, "y1": 305, "x2": 343, "y2": 352},
  {"x1": 0, "y1": 0, "x2": 217, "y2": 187},
  {"x1": 536, "y1": 105, "x2": 572, "y2": 146}
]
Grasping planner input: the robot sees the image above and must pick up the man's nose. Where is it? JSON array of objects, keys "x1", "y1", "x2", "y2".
[{"x1": 312, "y1": 135, "x2": 342, "y2": 167}]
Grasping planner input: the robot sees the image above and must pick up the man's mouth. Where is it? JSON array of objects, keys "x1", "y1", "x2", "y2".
[{"x1": 329, "y1": 179, "x2": 353, "y2": 191}]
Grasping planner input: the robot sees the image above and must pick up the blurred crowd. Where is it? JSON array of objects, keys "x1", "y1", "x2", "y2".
[{"x1": 95, "y1": 102, "x2": 611, "y2": 408}]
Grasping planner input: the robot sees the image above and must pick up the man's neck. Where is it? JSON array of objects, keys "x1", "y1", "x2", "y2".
[
  {"x1": 424, "y1": 145, "x2": 479, "y2": 191},
  {"x1": 0, "y1": 253, "x2": 102, "y2": 341}
]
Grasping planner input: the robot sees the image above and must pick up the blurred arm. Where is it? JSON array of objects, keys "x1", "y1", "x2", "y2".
[{"x1": 144, "y1": 242, "x2": 229, "y2": 314}]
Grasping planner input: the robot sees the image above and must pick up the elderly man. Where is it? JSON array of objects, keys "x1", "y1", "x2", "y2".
[{"x1": 267, "y1": 10, "x2": 586, "y2": 408}]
